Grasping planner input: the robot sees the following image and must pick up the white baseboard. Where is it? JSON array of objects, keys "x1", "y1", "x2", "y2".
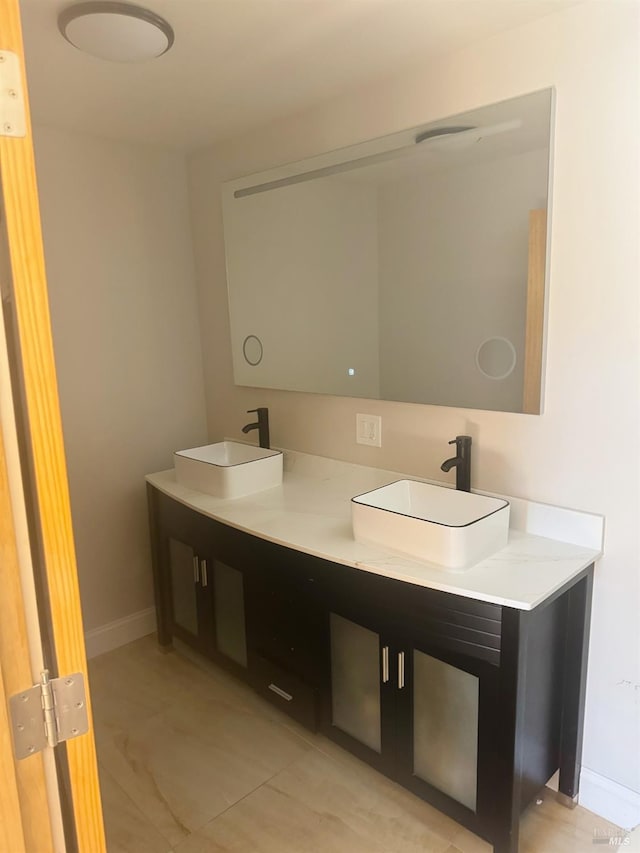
[
  {"x1": 579, "y1": 767, "x2": 640, "y2": 830},
  {"x1": 84, "y1": 607, "x2": 156, "y2": 659}
]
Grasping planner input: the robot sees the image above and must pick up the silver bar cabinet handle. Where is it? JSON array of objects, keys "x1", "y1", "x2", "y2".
[
  {"x1": 268, "y1": 683, "x2": 293, "y2": 702},
  {"x1": 398, "y1": 651, "x2": 405, "y2": 689},
  {"x1": 201, "y1": 559, "x2": 208, "y2": 587},
  {"x1": 193, "y1": 555, "x2": 199, "y2": 583},
  {"x1": 382, "y1": 645, "x2": 389, "y2": 683}
]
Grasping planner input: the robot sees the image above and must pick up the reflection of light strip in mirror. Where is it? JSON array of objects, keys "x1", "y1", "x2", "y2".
[
  {"x1": 233, "y1": 145, "x2": 422, "y2": 198},
  {"x1": 234, "y1": 119, "x2": 523, "y2": 199}
]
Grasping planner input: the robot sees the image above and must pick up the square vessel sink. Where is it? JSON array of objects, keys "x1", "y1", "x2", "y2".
[
  {"x1": 352, "y1": 480, "x2": 510, "y2": 570},
  {"x1": 174, "y1": 441, "x2": 283, "y2": 499}
]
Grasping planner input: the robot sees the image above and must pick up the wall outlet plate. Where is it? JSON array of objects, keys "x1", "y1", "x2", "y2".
[{"x1": 356, "y1": 413, "x2": 382, "y2": 447}]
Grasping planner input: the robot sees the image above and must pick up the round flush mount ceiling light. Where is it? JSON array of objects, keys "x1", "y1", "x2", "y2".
[{"x1": 58, "y1": 2, "x2": 174, "y2": 62}]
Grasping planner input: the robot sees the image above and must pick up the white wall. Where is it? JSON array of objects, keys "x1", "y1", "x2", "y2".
[
  {"x1": 378, "y1": 148, "x2": 548, "y2": 411},
  {"x1": 33, "y1": 126, "x2": 208, "y2": 635},
  {"x1": 224, "y1": 178, "x2": 379, "y2": 397},
  {"x1": 188, "y1": 0, "x2": 639, "y2": 820}
]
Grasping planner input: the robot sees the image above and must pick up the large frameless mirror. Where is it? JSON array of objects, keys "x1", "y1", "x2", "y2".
[{"x1": 222, "y1": 88, "x2": 553, "y2": 414}]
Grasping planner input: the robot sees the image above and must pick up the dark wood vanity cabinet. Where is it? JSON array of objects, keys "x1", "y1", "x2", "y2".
[
  {"x1": 147, "y1": 486, "x2": 593, "y2": 853},
  {"x1": 321, "y1": 564, "x2": 594, "y2": 853},
  {"x1": 149, "y1": 488, "x2": 251, "y2": 678},
  {"x1": 325, "y1": 584, "x2": 501, "y2": 834},
  {"x1": 148, "y1": 486, "x2": 325, "y2": 722}
]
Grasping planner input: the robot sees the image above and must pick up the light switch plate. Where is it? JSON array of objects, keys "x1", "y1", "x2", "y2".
[{"x1": 356, "y1": 413, "x2": 382, "y2": 447}]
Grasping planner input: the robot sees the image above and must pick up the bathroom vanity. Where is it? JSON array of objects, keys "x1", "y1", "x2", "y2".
[{"x1": 146, "y1": 450, "x2": 601, "y2": 853}]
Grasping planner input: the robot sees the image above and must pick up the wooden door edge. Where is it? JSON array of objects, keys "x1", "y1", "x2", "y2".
[{"x1": 0, "y1": 1, "x2": 106, "y2": 849}]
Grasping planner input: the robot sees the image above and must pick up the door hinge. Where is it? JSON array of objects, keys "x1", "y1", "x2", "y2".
[
  {"x1": 9, "y1": 670, "x2": 89, "y2": 759},
  {"x1": 0, "y1": 51, "x2": 26, "y2": 138}
]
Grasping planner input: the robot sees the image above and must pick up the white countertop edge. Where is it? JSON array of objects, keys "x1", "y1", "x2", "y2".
[
  {"x1": 146, "y1": 447, "x2": 602, "y2": 611},
  {"x1": 352, "y1": 551, "x2": 597, "y2": 611}
]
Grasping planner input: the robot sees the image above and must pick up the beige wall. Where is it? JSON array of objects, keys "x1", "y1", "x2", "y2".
[
  {"x1": 188, "y1": 0, "x2": 639, "y2": 803},
  {"x1": 33, "y1": 126, "x2": 208, "y2": 632}
]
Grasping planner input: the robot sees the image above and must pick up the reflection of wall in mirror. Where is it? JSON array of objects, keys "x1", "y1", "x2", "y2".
[
  {"x1": 378, "y1": 147, "x2": 547, "y2": 412},
  {"x1": 226, "y1": 179, "x2": 380, "y2": 397}
]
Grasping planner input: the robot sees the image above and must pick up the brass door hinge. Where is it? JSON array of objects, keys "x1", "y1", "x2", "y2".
[
  {"x1": 9, "y1": 670, "x2": 89, "y2": 759},
  {"x1": 0, "y1": 50, "x2": 26, "y2": 138}
]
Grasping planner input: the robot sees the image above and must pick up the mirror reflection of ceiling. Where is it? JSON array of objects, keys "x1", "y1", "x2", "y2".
[
  {"x1": 20, "y1": 0, "x2": 578, "y2": 149},
  {"x1": 325, "y1": 92, "x2": 550, "y2": 186}
]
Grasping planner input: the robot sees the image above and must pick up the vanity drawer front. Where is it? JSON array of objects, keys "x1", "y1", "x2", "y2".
[
  {"x1": 251, "y1": 655, "x2": 319, "y2": 731},
  {"x1": 326, "y1": 561, "x2": 503, "y2": 665},
  {"x1": 414, "y1": 625, "x2": 501, "y2": 666},
  {"x1": 401, "y1": 587, "x2": 503, "y2": 666}
]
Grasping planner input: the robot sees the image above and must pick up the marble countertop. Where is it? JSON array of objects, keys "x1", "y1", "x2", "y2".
[{"x1": 146, "y1": 448, "x2": 603, "y2": 611}]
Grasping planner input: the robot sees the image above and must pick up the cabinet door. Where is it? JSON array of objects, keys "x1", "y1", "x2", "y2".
[
  {"x1": 154, "y1": 497, "x2": 250, "y2": 673},
  {"x1": 192, "y1": 517, "x2": 250, "y2": 677},
  {"x1": 395, "y1": 638, "x2": 484, "y2": 824},
  {"x1": 324, "y1": 611, "x2": 396, "y2": 772},
  {"x1": 211, "y1": 558, "x2": 248, "y2": 672},
  {"x1": 412, "y1": 649, "x2": 479, "y2": 810},
  {"x1": 166, "y1": 536, "x2": 212, "y2": 653}
]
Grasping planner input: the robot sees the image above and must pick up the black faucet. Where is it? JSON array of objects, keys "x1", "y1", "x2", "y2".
[
  {"x1": 440, "y1": 435, "x2": 472, "y2": 492},
  {"x1": 242, "y1": 407, "x2": 270, "y2": 449}
]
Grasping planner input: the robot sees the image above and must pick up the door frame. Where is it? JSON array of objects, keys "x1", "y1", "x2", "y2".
[
  {"x1": 0, "y1": 0, "x2": 105, "y2": 848},
  {"x1": 0, "y1": 425, "x2": 57, "y2": 852}
]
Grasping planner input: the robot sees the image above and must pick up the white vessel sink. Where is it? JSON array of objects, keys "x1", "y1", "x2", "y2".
[
  {"x1": 174, "y1": 441, "x2": 283, "y2": 499},
  {"x1": 352, "y1": 480, "x2": 510, "y2": 570}
]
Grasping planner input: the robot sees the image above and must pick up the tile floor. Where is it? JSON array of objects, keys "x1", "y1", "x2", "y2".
[{"x1": 89, "y1": 636, "x2": 638, "y2": 853}]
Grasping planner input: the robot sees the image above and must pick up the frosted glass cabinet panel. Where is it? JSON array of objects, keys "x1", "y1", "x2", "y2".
[
  {"x1": 330, "y1": 612, "x2": 381, "y2": 753},
  {"x1": 413, "y1": 650, "x2": 479, "y2": 811},
  {"x1": 214, "y1": 560, "x2": 248, "y2": 668},
  {"x1": 169, "y1": 538, "x2": 198, "y2": 636}
]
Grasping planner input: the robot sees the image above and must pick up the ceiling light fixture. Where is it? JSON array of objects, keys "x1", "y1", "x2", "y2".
[
  {"x1": 414, "y1": 126, "x2": 476, "y2": 144},
  {"x1": 58, "y1": 2, "x2": 174, "y2": 63},
  {"x1": 416, "y1": 120, "x2": 523, "y2": 150}
]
